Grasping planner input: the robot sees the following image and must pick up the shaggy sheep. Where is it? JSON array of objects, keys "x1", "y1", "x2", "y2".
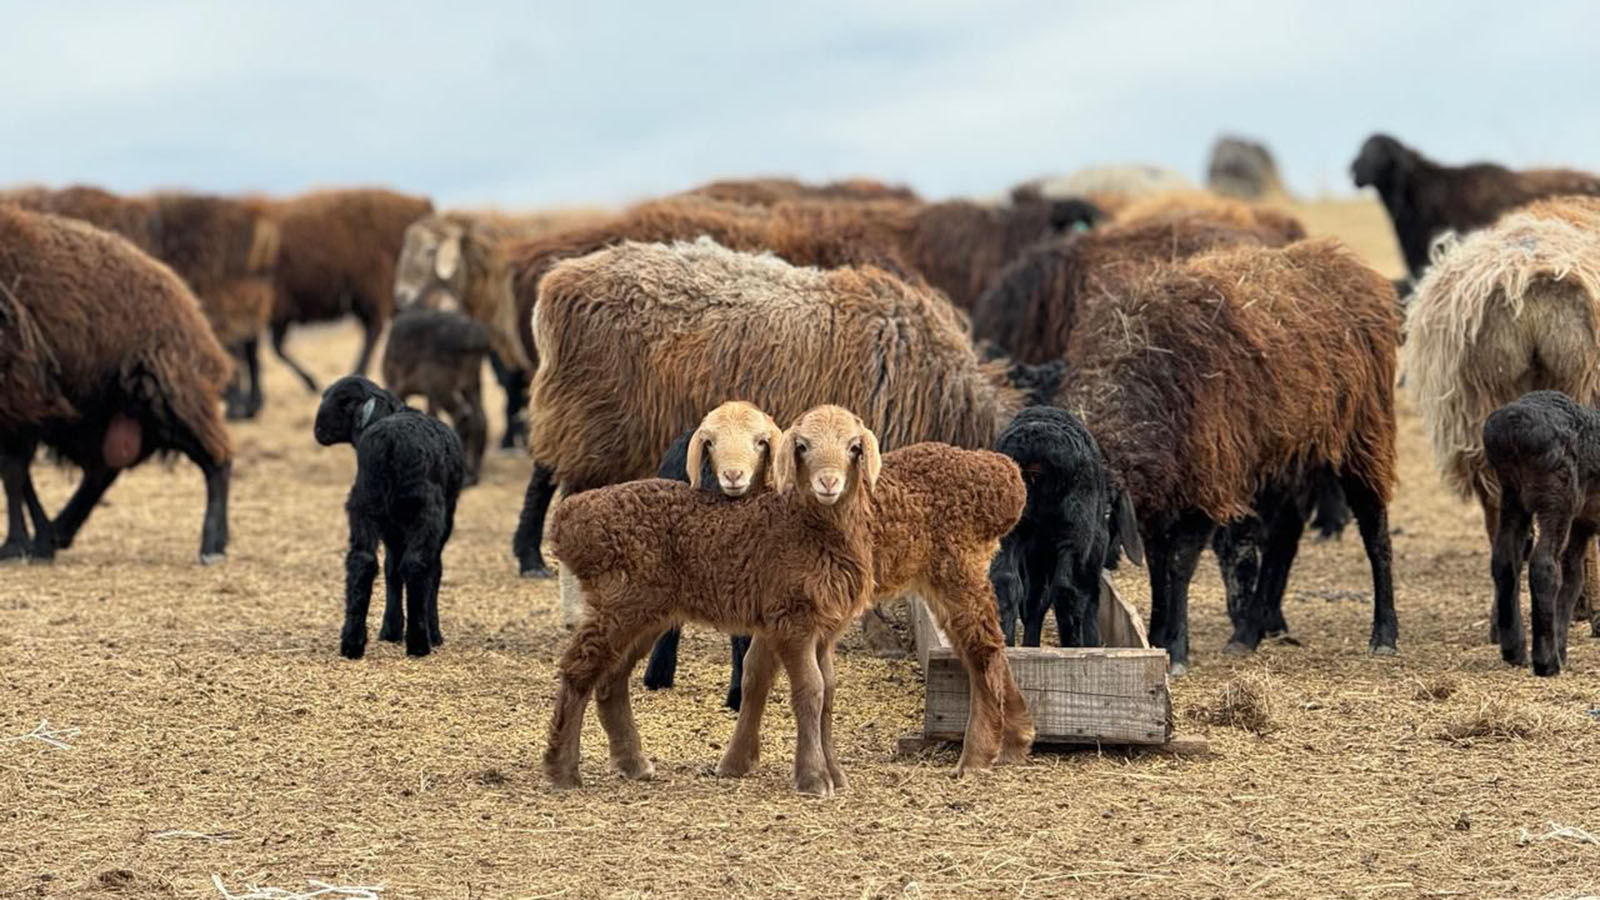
[
  {"x1": 314, "y1": 376, "x2": 465, "y2": 659},
  {"x1": 989, "y1": 406, "x2": 1143, "y2": 647},
  {"x1": 513, "y1": 237, "x2": 1024, "y2": 577},
  {"x1": 1060, "y1": 239, "x2": 1401, "y2": 672},
  {"x1": 684, "y1": 177, "x2": 921, "y2": 206},
  {"x1": 1403, "y1": 198, "x2": 1600, "y2": 634},
  {"x1": 1350, "y1": 134, "x2": 1600, "y2": 278},
  {"x1": 270, "y1": 189, "x2": 434, "y2": 392},
  {"x1": 0, "y1": 205, "x2": 232, "y2": 564},
  {"x1": 1483, "y1": 390, "x2": 1600, "y2": 676},
  {"x1": 1207, "y1": 136, "x2": 1288, "y2": 200},
  {"x1": 544, "y1": 406, "x2": 883, "y2": 795},
  {"x1": 638, "y1": 402, "x2": 782, "y2": 709},
  {"x1": 380, "y1": 309, "x2": 491, "y2": 486},
  {"x1": 1011, "y1": 165, "x2": 1195, "y2": 215}
]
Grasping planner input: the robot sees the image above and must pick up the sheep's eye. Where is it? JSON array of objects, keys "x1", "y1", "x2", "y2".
[
  {"x1": 850, "y1": 441, "x2": 862, "y2": 457},
  {"x1": 795, "y1": 442, "x2": 808, "y2": 456},
  {"x1": 756, "y1": 439, "x2": 768, "y2": 452}
]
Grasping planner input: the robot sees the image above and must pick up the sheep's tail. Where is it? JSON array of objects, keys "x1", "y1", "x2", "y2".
[
  {"x1": 0, "y1": 275, "x2": 76, "y2": 423},
  {"x1": 1402, "y1": 211, "x2": 1600, "y2": 500}
]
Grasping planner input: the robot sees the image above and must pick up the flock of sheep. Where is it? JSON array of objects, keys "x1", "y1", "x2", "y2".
[{"x1": 3, "y1": 132, "x2": 1600, "y2": 795}]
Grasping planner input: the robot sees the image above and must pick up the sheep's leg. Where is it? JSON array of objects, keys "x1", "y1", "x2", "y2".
[
  {"x1": 925, "y1": 564, "x2": 1033, "y2": 771},
  {"x1": 988, "y1": 537, "x2": 1026, "y2": 647},
  {"x1": 224, "y1": 342, "x2": 252, "y2": 421},
  {"x1": 513, "y1": 462, "x2": 559, "y2": 577},
  {"x1": 718, "y1": 635, "x2": 778, "y2": 777},
  {"x1": 594, "y1": 632, "x2": 657, "y2": 780},
  {"x1": 350, "y1": 309, "x2": 382, "y2": 377},
  {"x1": 49, "y1": 463, "x2": 120, "y2": 554},
  {"x1": 725, "y1": 634, "x2": 751, "y2": 711},
  {"x1": 1476, "y1": 481, "x2": 1503, "y2": 644},
  {"x1": 1256, "y1": 497, "x2": 1306, "y2": 640},
  {"x1": 544, "y1": 603, "x2": 628, "y2": 789},
  {"x1": 1051, "y1": 550, "x2": 1100, "y2": 648},
  {"x1": 0, "y1": 446, "x2": 44, "y2": 562},
  {"x1": 1214, "y1": 516, "x2": 1263, "y2": 641},
  {"x1": 816, "y1": 639, "x2": 846, "y2": 791},
  {"x1": 340, "y1": 516, "x2": 380, "y2": 660},
  {"x1": 641, "y1": 627, "x2": 681, "y2": 691},
  {"x1": 378, "y1": 551, "x2": 404, "y2": 642},
  {"x1": 1490, "y1": 489, "x2": 1531, "y2": 667},
  {"x1": 1340, "y1": 475, "x2": 1397, "y2": 655},
  {"x1": 775, "y1": 636, "x2": 830, "y2": 797},
  {"x1": 1554, "y1": 522, "x2": 1592, "y2": 669},
  {"x1": 1147, "y1": 511, "x2": 1213, "y2": 676},
  {"x1": 1020, "y1": 542, "x2": 1054, "y2": 648},
  {"x1": 486, "y1": 352, "x2": 529, "y2": 451},
  {"x1": 446, "y1": 385, "x2": 486, "y2": 488},
  {"x1": 1529, "y1": 510, "x2": 1572, "y2": 677},
  {"x1": 270, "y1": 319, "x2": 320, "y2": 393},
  {"x1": 427, "y1": 552, "x2": 445, "y2": 647},
  {"x1": 398, "y1": 516, "x2": 446, "y2": 657},
  {"x1": 242, "y1": 336, "x2": 264, "y2": 418}
]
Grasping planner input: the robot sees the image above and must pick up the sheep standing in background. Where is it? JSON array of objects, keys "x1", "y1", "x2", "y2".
[
  {"x1": 1010, "y1": 165, "x2": 1195, "y2": 216},
  {"x1": 314, "y1": 376, "x2": 465, "y2": 659},
  {"x1": 270, "y1": 189, "x2": 434, "y2": 392},
  {"x1": 1062, "y1": 240, "x2": 1400, "y2": 672},
  {"x1": 0, "y1": 206, "x2": 232, "y2": 564},
  {"x1": 1404, "y1": 198, "x2": 1600, "y2": 635},
  {"x1": 380, "y1": 309, "x2": 491, "y2": 486},
  {"x1": 1207, "y1": 135, "x2": 1288, "y2": 200},
  {"x1": 1483, "y1": 391, "x2": 1600, "y2": 676},
  {"x1": 990, "y1": 406, "x2": 1143, "y2": 647},
  {"x1": 1350, "y1": 133, "x2": 1600, "y2": 279},
  {"x1": 683, "y1": 176, "x2": 920, "y2": 206}
]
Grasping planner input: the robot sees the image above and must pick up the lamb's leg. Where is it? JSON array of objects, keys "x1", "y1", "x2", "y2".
[
  {"x1": 448, "y1": 384, "x2": 487, "y2": 488},
  {"x1": 725, "y1": 634, "x2": 752, "y2": 711},
  {"x1": 1476, "y1": 482, "x2": 1502, "y2": 644},
  {"x1": 427, "y1": 551, "x2": 444, "y2": 647},
  {"x1": 776, "y1": 636, "x2": 830, "y2": 797},
  {"x1": 378, "y1": 551, "x2": 404, "y2": 642},
  {"x1": 1554, "y1": 522, "x2": 1592, "y2": 670},
  {"x1": 988, "y1": 537, "x2": 1025, "y2": 647},
  {"x1": 718, "y1": 635, "x2": 778, "y2": 777},
  {"x1": 1050, "y1": 550, "x2": 1100, "y2": 648},
  {"x1": 925, "y1": 563, "x2": 1033, "y2": 772},
  {"x1": 49, "y1": 463, "x2": 120, "y2": 553},
  {"x1": 1341, "y1": 474, "x2": 1398, "y2": 655},
  {"x1": 1147, "y1": 511, "x2": 1213, "y2": 676},
  {"x1": 513, "y1": 462, "x2": 558, "y2": 577},
  {"x1": 816, "y1": 638, "x2": 846, "y2": 792},
  {"x1": 641, "y1": 627, "x2": 681, "y2": 690},
  {"x1": 398, "y1": 516, "x2": 445, "y2": 657},
  {"x1": 270, "y1": 319, "x2": 320, "y2": 393},
  {"x1": 1529, "y1": 511, "x2": 1572, "y2": 677},
  {"x1": 341, "y1": 516, "x2": 380, "y2": 660},
  {"x1": 1020, "y1": 543, "x2": 1054, "y2": 648},
  {"x1": 544, "y1": 607, "x2": 627, "y2": 789},
  {"x1": 1490, "y1": 489, "x2": 1531, "y2": 667},
  {"x1": 593, "y1": 633, "x2": 657, "y2": 780}
]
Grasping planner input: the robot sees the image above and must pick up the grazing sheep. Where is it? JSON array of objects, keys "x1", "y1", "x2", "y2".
[
  {"x1": 544, "y1": 406, "x2": 883, "y2": 795},
  {"x1": 684, "y1": 176, "x2": 920, "y2": 206},
  {"x1": 1061, "y1": 239, "x2": 1401, "y2": 672},
  {"x1": 313, "y1": 376, "x2": 465, "y2": 659},
  {"x1": 1403, "y1": 198, "x2": 1600, "y2": 634},
  {"x1": 0, "y1": 205, "x2": 232, "y2": 564},
  {"x1": 1207, "y1": 135, "x2": 1288, "y2": 200},
  {"x1": 1350, "y1": 134, "x2": 1600, "y2": 279},
  {"x1": 380, "y1": 309, "x2": 491, "y2": 486},
  {"x1": 513, "y1": 237, "x2": 1023, "y2": 578},
  {"x1": 1483, "y1": 390, "x2": 1600, "y2": 676},
  {"x1": 270, "y1": 189, "x2": 434, "y2": 392},
  {"x1": 638, "y1": 402, "x2": 782, "y2": 709},
  {"x1": 989, "y1": 406, "x2": 1143, "y2": 647}
]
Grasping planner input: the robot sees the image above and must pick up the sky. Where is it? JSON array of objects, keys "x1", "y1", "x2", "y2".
[{"x1": 2, "y1": 0, "x2": 1598, "y2": 209}]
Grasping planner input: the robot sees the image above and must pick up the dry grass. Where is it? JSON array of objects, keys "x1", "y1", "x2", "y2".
[
  {"x1": 1189, "y1": 672, "x2": 1275, "y2": 735},
  {"x1": 2, "y1": 196, "x2": 1599, "y2": 899}
]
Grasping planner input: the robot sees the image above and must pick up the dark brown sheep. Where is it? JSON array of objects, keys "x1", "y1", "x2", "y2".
[
  {"x1": 0, "y1": 206, "x2": 233, "y2": 563},
  {"x1": 269, "y1": 188, "x2": 434, "y2": 391},
  {"x1": 1350, "y1": 133, "x2": 1600, "y2": 279},
  {"x1": 683, "y1": 176, "x2": 921, "y2": 206},
  {"x1": 1061, "y1": 239, "x2": 1400, "y2": 673}
]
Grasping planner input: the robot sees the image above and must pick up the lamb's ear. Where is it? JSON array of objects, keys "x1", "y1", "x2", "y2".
[
  {"x1": 434, "y1": 231, "x2": 463, "y2": 281},
  {"x1": 356, "y1": 396, "x2": 378, "y2": 431},
  {"x1": 858, "y1": 427, "x2": 882, "y2": 491},
  {"x1": 759, "y1": 419, "x2": 783, "y2": 490},
  {"x1": 686, "y1": 427, "x2": 708, "y2": 490},
  {"x1": 773, "y1": 428, "x2": 798, "y2": 493}
]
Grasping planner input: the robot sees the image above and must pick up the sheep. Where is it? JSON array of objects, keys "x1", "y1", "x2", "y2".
[
  {"x1": 1011, "y1": 164, "x2": 1195, "y2": 216},
  {"x1": 1481, "y1": 390, "x2": 1600, "y2": 676},
  {"x1": 379, "y1": 309, "x2": 491, "y2": 486},
  {"x1": 313, "y1": 376, "x2": 465, "y2": 659},
  {"x1": 684, "y1": 176, "x2": 921, "y2": 206},
  {"x1": 1207, "y1": 135, "x2": 1288, "y2": 200},
  {"x1": 1403, "y1": 198, "x2": 1600, "y2": 636},
  {"x1": 638, "y1": 402, "x2": 782, "y2": 709},
  {"x1": 544, "y1": 405, "x2": 883, "y2": 795},
  {"x1": 269, "y1": 189, "x2": 434, "y2": 392},
  {"x1": 0, "y1": 205, "x2": 232, "y2": 564},
  {"x1": 989, "y1": 406, "x2": 1144, "y2": 647},
  {"x1": 513, "y1": 237, "x2": 1024, "y2": 578},
  {"x1": 1060, "y1": 239, "x2": 1401, "y2": 673},
  {"x1": 394, "y1": 209, "x2": 609, "y2": 449},
  {"x1": 1350, "y1": 133, "x2": 1600, "y2": 279}
]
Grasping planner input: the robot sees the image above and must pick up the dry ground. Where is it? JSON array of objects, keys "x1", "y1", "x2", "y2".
[{"x1": 2, "y1": 197, "x2": 1598, "y2": 900}]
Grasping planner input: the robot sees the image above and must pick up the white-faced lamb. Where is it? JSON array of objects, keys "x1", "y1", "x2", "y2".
[{"x1": 314, "y1": 376, "x2": 465, "y2": 659}]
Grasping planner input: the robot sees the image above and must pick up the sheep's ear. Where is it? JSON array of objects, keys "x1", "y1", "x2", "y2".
[
  {"x1": 759, "y1": 421, "x2": 783, "y2": 489},
  {"x1": 858, "y1": 428, "x2": 882, "y2": 491},
  {"x1": 773, "y1": 428, "x2": 798, "y2": 493},
  {"x1": 1111, "y1": 489, "x2": 1145, "y2": 567},
  {"x1": 687, "y1": 427, "x2": 708, "y2": 490},
  {"x1": 434, "y1": 233, "x2": 462, "y2": 281},
  {"x1": 356, "y1": 396, "x2": 378, "y2": 431}
]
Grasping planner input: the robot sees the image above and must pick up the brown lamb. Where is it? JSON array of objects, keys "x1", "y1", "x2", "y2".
[
  {"x1": 1060, "y1": 239, "x2": 1401, "y2": 672},
  {"x1": 0, "y1": 205, "x2": 233, "y2": 564},
  {"x1": 268, "y1": 188, "x2": 434, "y2": 391}
]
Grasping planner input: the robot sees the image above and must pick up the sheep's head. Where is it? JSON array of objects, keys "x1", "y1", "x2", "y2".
[
  {"x1": 686, "y1": 401, "x2": 781, "y2": 497},
  {"x1": 1351, "y1": 134, "x2": 1410, "y2": 191},
  {"x1": 314, "y1": 376, "x2": 403, "y2": 446},
  {"x1": 775, "y1": 405, "x2": 881, "y2": 507},
  {"x1": 394, "y1": 218, "x2": 466, "y2": 313}
]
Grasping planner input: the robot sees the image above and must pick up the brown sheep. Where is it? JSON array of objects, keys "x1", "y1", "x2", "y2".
[
  {"x1": 0, "y1": 205, "x2": 233, "y2": 563},
  {"x1": 1351, "y1": 133, "x2": 1600, "y2": 279},
  {"x1": 684, "y1": 176, "x2": 920, "y2": 206},
  {"x1": 1061, "y1": 239, "x2": 1401, "y2": 672},
  {"x1": 268, "y1": 188, "x2": 434, "y2": 392},
  {"x1": 513, "y1": 237, "x2": 1021, "y2": 577}
]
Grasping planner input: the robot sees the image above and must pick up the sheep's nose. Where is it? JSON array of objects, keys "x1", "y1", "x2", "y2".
[
  {"x1": 818, "y1": 474, "x2": 840, "y2": 492},
  {"x1": 722, "y1": 469, "x2": 746, "y2": 485}
]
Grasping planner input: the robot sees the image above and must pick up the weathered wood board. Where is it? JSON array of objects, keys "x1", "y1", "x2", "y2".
[{"x1": 910, "y1": 574, "x2": 1174, "y2": 746}]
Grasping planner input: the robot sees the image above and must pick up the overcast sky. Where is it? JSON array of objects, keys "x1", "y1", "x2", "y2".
[{"x1": 2, "y1": 1, "x2": 1597, "y2": 209}]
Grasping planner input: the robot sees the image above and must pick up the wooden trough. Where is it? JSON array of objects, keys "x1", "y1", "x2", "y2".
[{"x1": 902, "y1": 574, "x2": 1204, "y2": 755}]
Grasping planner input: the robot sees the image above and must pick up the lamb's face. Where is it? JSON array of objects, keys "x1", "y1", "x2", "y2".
[
  {"x1": 314, "y1": 377, "x2": 382, "y2": 446},
  {"x1": 778, "y1": 405, "x2": 881, "y2": 507},
  {"x1": 687, "y1": 401, "x2": 781, "y2": 496}
]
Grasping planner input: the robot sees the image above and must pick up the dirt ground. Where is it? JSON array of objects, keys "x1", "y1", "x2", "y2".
[{"x1": 2, "y1": 197, "x2": 1597, "y2": 900}]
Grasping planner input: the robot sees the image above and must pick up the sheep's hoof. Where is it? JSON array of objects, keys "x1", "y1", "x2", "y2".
[
  {"x1": 826, "y1": 766, "x2": 849, "y2": 792},
  {"x1": 1220, "y1": 641, "x2": 1254, "y2": 657},
  {"x1": 1501, "y1": 645, "x2": 1528, "y2": 666},
  {"x1": 405, "y1": 640, "x2": 432, "y2": 658},
  {"x1": 545, "y1": 770, "x2": 583, "y2": 790},
  {"x1": 520, "y1": 565, "x2": 556, "y2": 579},
  {"x1": 1167, "y1": 661, "x2": 1188, "y2": 678},
  {"x1": 794, "y1": 770, "x2": 834, "y2": 797},
  {"x1": 613, "y1": 756, "x2": 655, "y2": 780},
  {"x1": 339, "y1": 640, "x2": 366, "y2": 660},
  {"x1": 715, "y1": 751, "x2": 758, "y2": 778},
  {"x1": 1369, "y1": 643, "x2": 1399, "y2": 657},
  {"x1": 1532, "y1": 658, "x2": 1561, "y2": 677},
  {"x1": 198, "y1": 552, "x2": 226, "y2": 566},
  {"x1": 0, "y1": 542, "x2": 28, "y2": 563},
  {"x1": 378, "y1": 623, "x2": 402, "y2": 642}
]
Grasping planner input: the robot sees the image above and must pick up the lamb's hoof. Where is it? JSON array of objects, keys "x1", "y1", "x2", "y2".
[
  {"x1": 1168, "y1": 661, "x2": 1189, "y2": 678},
  {"x1": 405, "y1": 639, "x2": 432, "y2": 658},
  {"x1": 378, "y1": 623, "x2": 402, "y2": 642},
  {"x1": 521, "y1": 565, "x2": 555, "y2": 579},
  {"x1": 545, "y1": 770, "x2": 583, "y2": 790},
  {"x1": 825, "y1": 767, "x2": 849, "y2": 792},
  {"x1": 1220, "y1": 641, "x2": 1254, "y2": 657},
  {"x1": 1369, "y1": 643, "x2": 1399, "y2": 657},
  {"x1": 198, "y1": 552, "x2": 226, "y2": 566},
  {"x1": 1590, "y1": 620, "x2": 1600, "y2": 639},
  {"x1": 0, "y1": 542, "x2": 28, "y2": 563},
  {"x1": 613, "y1": 756, "x2": 655, "y2": 780},
  {"x1": 340, "y1": 640, "x2": 366, "y2": 660},
  {"x1": 1532, "y1": 658, "x2": 1561, "y2": 677},
  {"x1": 723, "y1": 691, "x2": 742, "y2": 712},
  {"x1": 1501, "y1": 646, "x2": 1528, "y2": 667},
  {"x1": 794, "y1": 770, "x2": 834, "y2": 797},
  {"x1": 430, "y1": 631, "x2": 444, "y2": 648},
  {"x1": 26, "y1": 545, "x2": 56, "y2": 565}
]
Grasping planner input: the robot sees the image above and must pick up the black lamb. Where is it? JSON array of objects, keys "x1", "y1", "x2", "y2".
[
  {"x1": 989, "y1": 406, "x2": 1144, "y2": 647},
  {"x1": 314, "y1": 376, "x2": 465, "y2": 659}
]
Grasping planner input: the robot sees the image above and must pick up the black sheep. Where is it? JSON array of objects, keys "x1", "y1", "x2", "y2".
[
  {"x1": 1483, "y1": 390, "x2": 1600, "y2": 676},
  {"x1": 989, "y1": 407, "x2": 1143, "y2": 647},
  {"x1": 314, "y1": 376, "x2": 465, "y2": 659}
]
